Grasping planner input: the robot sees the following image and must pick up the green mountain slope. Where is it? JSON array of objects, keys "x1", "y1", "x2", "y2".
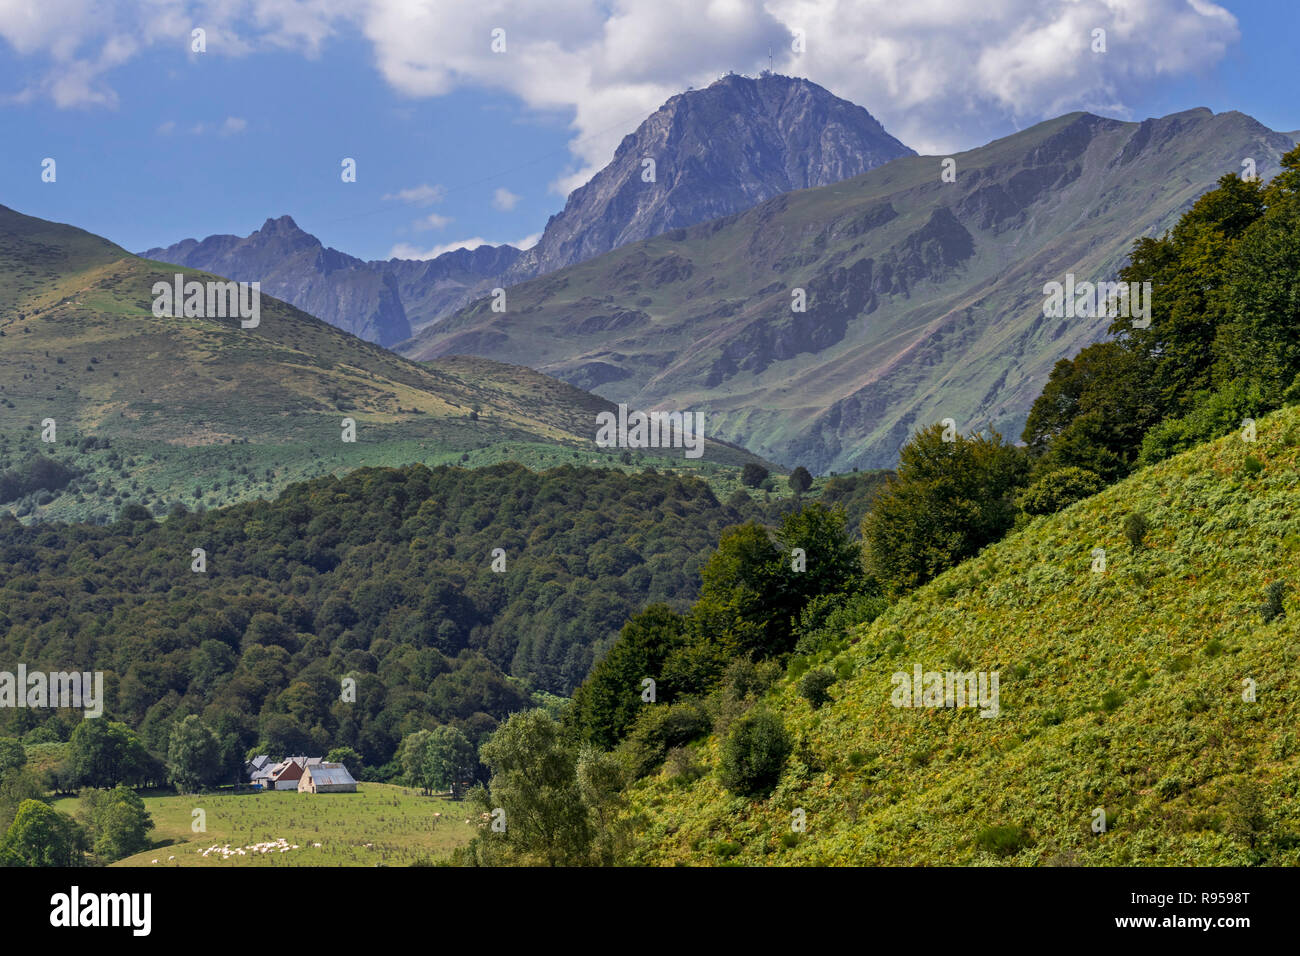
[
  {"x1": 625, "y1": 404, "x2": 1300, "y2": 865},
  {"x1": 402, "y1": 109, "x2": 1295, "y2": 474},
  {"x1": 0, "y1": 205, "x2": 770, "y2": 522}
]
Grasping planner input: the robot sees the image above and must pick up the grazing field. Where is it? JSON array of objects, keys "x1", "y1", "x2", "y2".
[{"x1": 51, "y1": 784, "x2": 475, "y2": 867}]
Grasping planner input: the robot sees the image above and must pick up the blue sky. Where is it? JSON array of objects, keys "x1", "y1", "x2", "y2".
[{"x1": 0, "y1": 0, "x2": 1295, "y2": 262}]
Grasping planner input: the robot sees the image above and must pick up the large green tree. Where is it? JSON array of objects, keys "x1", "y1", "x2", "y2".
[
  {"x1": 400, "y1": 729, "x2": 435, "y2": 794},
  {"x1": 166, "y1": 715, "x2": 221, "y2": 793},
  {"x1": 1, "y1": 799, "x2": 84, "y2": 866},
  {"x1": 475, "y1": 710, "x2": 590, "y2": 866},
  {"x1": 1021, "y1": 343, "x2": 1161, "y2": 482},
  {"x1": 423, "y1": 726, "x2": 477, "y2": 799},
  {"x1": 863, "y1": 425, "x2": 1029, "y2": 596},
  {"x1": 569, "y1": 604, "x2": 688, "y2": 749},
  {"x1": 82, "y1": 785, "x2": 153, "y2": 863},
  {"x1": 68, "y1": 721, "x2": 153, "y2": 789}
]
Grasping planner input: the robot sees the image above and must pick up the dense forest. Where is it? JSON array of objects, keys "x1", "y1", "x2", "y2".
[{"x1": 0, "y1": 460, "x2": 887, "y2": 788}]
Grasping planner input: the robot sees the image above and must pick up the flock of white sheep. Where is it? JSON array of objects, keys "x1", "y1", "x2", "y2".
[{"x1": 183, "y1": 838, "x2": 323, "y2": 861}]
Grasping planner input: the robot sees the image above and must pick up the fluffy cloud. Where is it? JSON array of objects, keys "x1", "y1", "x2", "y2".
[
  {"x1": 415, "y1": 212, "x2": 453, "y2": 230},
  {"x1": 492, "y1": 187, "x2": 520, "y2": 211},
  {"x1": 382, "y1": 183, "x2": 447, "y2": 205},
  {"x1": 3, "y1": 0, "x2": 1241, "y2": 167},
  {"x1": 357, "y1": 0, "x2": 1239, "y2": 181},
  {"x1": 389, "y1": 230, "x2": 539, "y2": 260}
]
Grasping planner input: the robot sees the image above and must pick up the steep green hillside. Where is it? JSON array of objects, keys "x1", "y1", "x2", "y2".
[
  {"x1": 625, "y1": 404, "x2": 1300, "y2": 865},
  {"x1": 404, "y1": 109, "x2": 1295, "y2": 473},
  {"x1": 0, "y1": 205, "x2": 771, "y2": 522}
]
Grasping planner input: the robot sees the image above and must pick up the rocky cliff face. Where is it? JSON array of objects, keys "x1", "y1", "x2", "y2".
[
  {"x1": 142, "y1": 216, "x2": 413, "y2": 347},
  {"x1": 503, "y1": 72, "x2": 915, "y2": 283}
]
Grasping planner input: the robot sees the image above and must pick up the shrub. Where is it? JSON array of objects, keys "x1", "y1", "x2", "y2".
[
  {"x1": 720, "y1": 657, "x2": 782, "y2": 703},
  {"x1": 1018, "y1": 467, "x2": 1104, "y2": 516},
  {"x1": 664, "y1": 747, "x2": 702, "y2": 784},
  {"x1": 798, "y1": 668, "x2": 836, "y2": 709},
  {"x1": 792, "y1": 590, "x2": 888, "y2": 656},
  {"x1": 720, "y1": 708, "x2": 791, "y2": 797},
  {"x1": 741, "y1": 463, "x2": 769, "y2": 488},
  {"x1": 1137, "y1": 381, "x2": 1268, "y2": 466},
  {"x1": 975, "y1": 824, "x2": 1033, "y2": 858},
  {"x1": 1124, "y1": 512, "x2": 1149, "y2": 550},
  {"x1": 1225, "y1": 780, "x2": 1269, "y2": 850},
  {"x1": 1260, "y1": 581, "x2": 1287, "y2": 623},
  {"x1": 620, "y1": 700, "x2": 711, "y2": 779}
]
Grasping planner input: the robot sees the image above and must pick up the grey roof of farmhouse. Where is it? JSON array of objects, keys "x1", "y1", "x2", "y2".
[{"x1": 307, "y1": 765, "x2": 356, "y2": 787}]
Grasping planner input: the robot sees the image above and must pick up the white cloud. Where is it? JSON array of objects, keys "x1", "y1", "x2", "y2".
[
  {"x1": 382, "y1": 183, "x2": 447, "y2": 206},
  {"x1": 415, "y1": 212, "x2": 453, "y2": 230},
  {"x1": 156, "y1": 119, "x2": 176, "y2": 135},
  {"x1": 492, "y1": 187, "x2": 520, "y2": 211},
  {"x1": 359, "y1": 0, "x2": 1242, "y2": 180},
  {"x1": 4, "y1": 0, "x2": 1242, "y2": 166},
  {"x1": 220, "y1": 115, "x2": 247, "y2": 135},
  {"x1": 388, "y1": 230, "x2": 539, "y2": 260},
  {"x1": 389, "y1": 237, "x2": 492, "y2": 260}
]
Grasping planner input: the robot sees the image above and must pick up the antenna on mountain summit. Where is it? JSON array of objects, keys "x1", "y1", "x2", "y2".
[{"x1": 768, "y1": 46, "x2": 773, "y2": 74}]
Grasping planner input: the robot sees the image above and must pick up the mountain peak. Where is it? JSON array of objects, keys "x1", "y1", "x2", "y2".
[
  {"x1": 140, "y1": 216, "x2": 409, "y2": 346},
  {"x1": 258, "y1": 214, "x2": 311, "y2": 240},
  {"x1": 503, "y1": 76, "x2": 914, "y2": 283}
]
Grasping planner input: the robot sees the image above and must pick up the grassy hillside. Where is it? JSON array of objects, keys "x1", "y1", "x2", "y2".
[
  {"x1": 624, "y1": 404, "x2": 1300, "y2": 865},
  {"x1": 0, "y1": 204, "x2": 773, "y2": 523},
  {"x1": 50, "y1": 783, "x2": 474, "y2": 867}
]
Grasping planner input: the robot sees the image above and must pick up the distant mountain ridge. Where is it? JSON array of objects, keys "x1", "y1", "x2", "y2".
[
  {"x1": 142, "y1": 74, "x2": 912, "y2": 345},
  {"x1": 142, "y1": 216, "x2": 414, "y2": 347},
  {"x1": 402, "y1": 107, "x2": 1297, "y2": 473},
  {"x1": 373, "y1": 244, "x2": 522, "y2": 331}
]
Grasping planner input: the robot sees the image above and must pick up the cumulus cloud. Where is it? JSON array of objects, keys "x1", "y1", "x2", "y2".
[
  {"x1": 4, "y1": 0, "x2": 1241, "y2": 167},
  {"x1": 389, "y1": 230, "x2": 540, "y2": 260},
  {"x1": 492, "y1": 187, "x2": 520, "y2": 211},
  {"x1": 389, "y1": 237, "x2": 491, "y2": 260},
  {"x1": 382, "y1": 183, "x2": 447, "y2": 205},
  {"x1": 415, "y1": 212, "x2": 453, "y2": 230},
  {"x1": 357, "y1": 0, "x2": 1239, "y2": 178}
]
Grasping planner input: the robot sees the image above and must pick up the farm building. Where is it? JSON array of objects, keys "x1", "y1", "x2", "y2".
[
  {"x1": 299, "y1": 763, "x2": 357, "y2": 794},
  {"x1": 261, "y1": 756, "x2": 320, "y2": 790},
  {"x1": 246, "y1": 754, "x2": 276, "y2": 788},
  {"x1": 248, "y1": 755, "x2": 355, "y2": 792}
]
